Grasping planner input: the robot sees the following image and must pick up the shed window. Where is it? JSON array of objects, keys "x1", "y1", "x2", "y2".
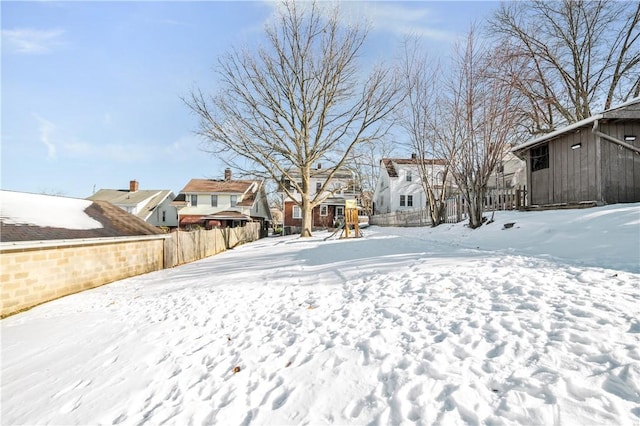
[{"x1": 531, "y1": 144, "x2": 549, "y2": 171}]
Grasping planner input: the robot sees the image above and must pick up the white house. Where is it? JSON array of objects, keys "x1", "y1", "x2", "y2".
[
  {"x1": 88, "y1": 180, "x2": 178, "y2": 228},
  {"x1": 486, "y1": 151, "x2": 526, "y2": 190},
  {"x1": 174, "y1": 169, "x2": 271, "y2": 234},
  {"x1": 373, "y1": 157, "x2": 448, "y2": 215}
]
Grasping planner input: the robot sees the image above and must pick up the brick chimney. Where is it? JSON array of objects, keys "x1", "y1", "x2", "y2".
[
  {"x1": 224, "y1": 168, "x2": 232, "y2": 181},
  {"x1": 129, "y1": 180, "x2": 139, "y2": 192}
]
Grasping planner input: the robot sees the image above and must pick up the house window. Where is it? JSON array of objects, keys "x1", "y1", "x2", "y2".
[
  {"x1": 407, "y1": 195, "x2": 413, "y2": 207},
  {"x1": 335, "y1": 206, "x2": 344, "y2": 217},
  {"x1": 400, "y1": 195, "x2": 406, "y2": 207},
  {"x1": 531, "y1": 144, "x2": 549, "y2": 171},
  {"x1": 406, "y1": 171, "x2": 412, "y2": 182},
  {"x1": 293, "y1": 205, "x2": 302, "y2": 219},
  {"x1": 211, "y1": 195, "x2": 218, "y2": 207},
  {"x1": 162, "y1": 211, "x2": 166, "y2": 222},
  {"x1": 320, "y1": 205, "x2": 328, "y2": 216},
  {"x1": 316, "y1": 182, "x2": 322, "y2": 193},
  {"x1": 190, "y1": 194, "x2": 198, "y2": 206},
  {"x1": 230, "y1": 195, "x2": 237, "y2": 207}
]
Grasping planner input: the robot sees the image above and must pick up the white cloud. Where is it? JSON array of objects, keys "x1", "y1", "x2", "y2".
[
  {"x1": 2, "y1": 28, "x2": 66, "y2": 54},
  {"x1": 260, "y1": 1, "x2": 454, "y2": 41},
  {"x1": 34, "y1": 115, "x2": 57, "y2": 160},
  {"x1": 342, "y1": 2, "x2": 454, "y2": 41}
]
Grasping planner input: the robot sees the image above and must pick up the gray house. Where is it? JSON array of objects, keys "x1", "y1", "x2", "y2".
[{"x1": 512, "y1": 98, "x2": 640, "y2": 206}]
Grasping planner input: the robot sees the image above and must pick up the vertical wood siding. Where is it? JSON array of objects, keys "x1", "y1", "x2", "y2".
[
  {"x1": 529, "y1": 120, "x2": 640, "y2": 205},
  {"x1": 600, "y1": 122, "x2": 640, "y2": 203}
]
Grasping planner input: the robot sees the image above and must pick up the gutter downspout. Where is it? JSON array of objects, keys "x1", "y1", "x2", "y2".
[{"x1": 592, "y1": 120, "x2": 640, "y2": 155}]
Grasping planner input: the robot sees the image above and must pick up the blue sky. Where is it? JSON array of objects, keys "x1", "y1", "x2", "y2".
[{"x1": 2, "y1": 1, "x2": 499, "y2": 198}]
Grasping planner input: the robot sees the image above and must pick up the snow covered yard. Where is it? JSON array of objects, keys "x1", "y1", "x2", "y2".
[{"x1": 2, "y1": 204, "x2": 640, "y2": 425}]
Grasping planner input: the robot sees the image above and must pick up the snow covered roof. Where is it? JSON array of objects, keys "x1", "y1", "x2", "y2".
[{"x1": 0, "y1": 190, "x2": 164, "y2": 242}]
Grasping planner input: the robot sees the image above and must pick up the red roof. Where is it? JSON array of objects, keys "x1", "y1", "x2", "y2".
[{"x1": 179, "y1": 215, "x2": 204, "y2": 225}]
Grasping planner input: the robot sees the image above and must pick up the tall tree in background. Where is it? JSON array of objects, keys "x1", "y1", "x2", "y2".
[
  {"x1": 399, "y1": 38, "x2": 452, "y2": 226},
  {"x1": 186, "y1": 1, "x2": 401, "y2": 237},
  {"x1": 443, "y1": 28, "x2": 524, "y2": 228},
  {"x1": 489, "y1": 0, "x2": 640, "y2": 134}
]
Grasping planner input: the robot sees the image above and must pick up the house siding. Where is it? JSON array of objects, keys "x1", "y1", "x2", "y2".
[
  {"x1": 374, "y1": 161, "x2": 446, "y2": 214},
  {"x1": 283, "y1": 202, "x2": 337, "y2": 230},
  {"x1": 600, "y1": 122, "x2": 640, "y2": 203}
]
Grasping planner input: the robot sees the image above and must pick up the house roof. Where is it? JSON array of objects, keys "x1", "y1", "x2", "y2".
[
  {"x1": 0, "y1": 190, "x2": 164, "y2": 243},
  {"x1": 178, "y1": 211, "x2": 252, "y2": 225},
  {"x1": 284, "y1": 166, "x2": 354, "y2": 180},
  {"x1": 512, "y1": 97, "x2": 640, "y2": 153},
  {"x1": 381, "y1": 158, "x2": 448, "y2": 177},
  {"x1": 205, "y1": 211, "x2": 252, "y2": 221},
  {"x1": 179, "y1": 179, "x2": 259, "y2": 194},
  {"x1": 88, "y1": 189, "x2": 173, "y2": 221}
]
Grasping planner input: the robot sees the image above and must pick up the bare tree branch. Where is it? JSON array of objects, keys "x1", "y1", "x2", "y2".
[
  {"x1": 185, "y1": 1, "x2": 403, "y2": 236},
  {"x1": 488, "y1": 0, "x2": 640, "y2": 133}
]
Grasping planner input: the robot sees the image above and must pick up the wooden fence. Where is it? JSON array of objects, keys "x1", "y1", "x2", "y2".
[{"x1": 163, "y1": 223, "x2": 260, "y2": 268}]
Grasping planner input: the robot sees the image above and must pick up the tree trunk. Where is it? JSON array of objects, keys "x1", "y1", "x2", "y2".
[
  {"x1": 466, "y1": 189, "x2": 484, "y2": 229},
  {"x1": 300, "y1": 197, "x2": 313, "y2": 237}
]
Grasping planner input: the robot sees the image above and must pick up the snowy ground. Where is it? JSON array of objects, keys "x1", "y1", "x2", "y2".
[{"x1": 2, "y1": 203, "x2": 640, "y2": 425}]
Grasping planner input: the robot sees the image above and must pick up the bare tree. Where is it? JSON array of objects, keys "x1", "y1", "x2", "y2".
[
  {"x1": 185, "y1": 1, "x2": 401, "y2": 237},
  {"x1": 442, "y1": 28, "x2": 524, "y2": 229},
  {"x1": 347, "y1": 137, "x2": 399, "y2": 215},
  {"x1": 488, "y1": 0, "x2": 640, "y2": 134},
  {"x1": 398, "y1": 38, "x2": 452, "y2": 226}
]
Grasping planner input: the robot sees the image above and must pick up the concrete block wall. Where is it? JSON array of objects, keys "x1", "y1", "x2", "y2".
[{"x1": 1, "y1": 238, "x2": 165, "y2": 318}]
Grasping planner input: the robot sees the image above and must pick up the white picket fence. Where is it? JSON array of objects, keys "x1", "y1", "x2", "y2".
[{"x1": 371, "y1": 187, "x2": 527, "y2": 227}]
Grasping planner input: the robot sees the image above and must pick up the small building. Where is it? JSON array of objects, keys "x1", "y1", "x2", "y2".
[
  {"x1": 88, "y1": 180, "x2": 177, "y2": 228},
  {"x1": 174, "y1": 169, "x2": 271, "y2": 235},
  {"x1": 512, "y1": 98, "x2": 640, "y2": 206},
  {"x1": 278, "y1": 164, "x2": 360, "y2": 233}
]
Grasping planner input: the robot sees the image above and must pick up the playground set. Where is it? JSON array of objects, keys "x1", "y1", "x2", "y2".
[{"x1": 325, "y1": 199, "x2": 363, "y2": 240}]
